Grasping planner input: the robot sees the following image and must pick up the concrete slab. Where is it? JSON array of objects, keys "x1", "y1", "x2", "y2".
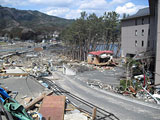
[
  {"x1": 6, "y1": 67, "x2": 26, "y2": 73},
  {"x1": 64, "y1": 113, "x2": 88, "y2": 120}
]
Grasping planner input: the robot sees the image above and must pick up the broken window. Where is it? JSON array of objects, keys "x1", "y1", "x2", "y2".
[
  {"x1": 142, "y1": 29, "x2": 144, "y2": 36},
  {"x1": 135, "y1": 30, "x2": 137, "y2": 36}
]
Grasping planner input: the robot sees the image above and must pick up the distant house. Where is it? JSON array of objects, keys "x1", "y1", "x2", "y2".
[
  {"x1": 53, "y1": 31, "x2": 59, "y2": 37},
  {"x1": 87, "y1": 51, "x2": 113, "y2": 66}
]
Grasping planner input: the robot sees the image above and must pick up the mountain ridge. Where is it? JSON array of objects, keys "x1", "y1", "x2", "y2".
[{"x1": 0, "y1": 5, "x2": 74, "y2": 40}]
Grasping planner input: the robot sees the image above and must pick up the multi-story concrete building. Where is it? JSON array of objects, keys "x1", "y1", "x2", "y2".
[
  {"x1": 121, "y1": 7, "x2": 156, "y2": 57},
  {"x1": 121, "y1": 0, "x2": 160, "y2": 87}
]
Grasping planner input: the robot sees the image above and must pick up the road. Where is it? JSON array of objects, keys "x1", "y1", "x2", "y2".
[
  {"x1": 54, "y1": 71, "x2": 160, "y2": 120},
  {"x1": 76, "y1": 66, "x2": 125, "y2": 88}
]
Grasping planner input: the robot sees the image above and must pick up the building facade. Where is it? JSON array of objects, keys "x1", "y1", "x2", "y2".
[{"x1": 121, "y1": 8, "x2": 155, "y2": 57}]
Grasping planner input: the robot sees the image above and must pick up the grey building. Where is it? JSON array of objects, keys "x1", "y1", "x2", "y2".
[
  {"x1": 121, "y1": 7, "x2": 155, "y2": 57},
  {"x1": 121, "y1": 0, "x2": 160, "y2": 88}
]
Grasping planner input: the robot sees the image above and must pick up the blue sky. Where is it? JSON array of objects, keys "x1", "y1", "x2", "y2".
[{"x1": 0, "y1": 0, "x2": 149, "y2": 19}]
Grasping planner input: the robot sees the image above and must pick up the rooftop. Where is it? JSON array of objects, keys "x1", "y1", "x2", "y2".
[
  {"x1": 122, "y1": 7, "x2": 150, "y2": 20},
  {"x1": 89, "y1": 50, "x2": 113, "y2": 55}
]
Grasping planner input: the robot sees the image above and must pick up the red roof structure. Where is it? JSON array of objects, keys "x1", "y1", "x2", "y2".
[{"x1": 89, "y1": 50, "x2": 113, "y2": 55}]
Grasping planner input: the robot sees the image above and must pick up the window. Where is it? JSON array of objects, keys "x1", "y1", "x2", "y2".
[
  {"x1": 142, "y1": 41, "x2": 144, "y2": 47},
  {"x1": 135, "y1": 40, "x2": 137, "y2": 47},
  {"x1": 148, "y1": 17, "x2": 150, "y2": 24},
  {"x1": 135, "y1": 30, "x2": 137, "y2": 36},
  {"x1": 135, "y1": 19, "x2": 137, "y2": 25},
  {"x1": 142, "y1": 29, "x2": 144, "y2": 36},
  {"x1": 142, "y1": 18, "x2": 144, "y2": 25}
]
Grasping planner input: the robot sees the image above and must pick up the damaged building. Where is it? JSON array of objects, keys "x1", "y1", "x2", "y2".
[{"x1": 87, "y1": 50, "x2": 113, "y2": 66}]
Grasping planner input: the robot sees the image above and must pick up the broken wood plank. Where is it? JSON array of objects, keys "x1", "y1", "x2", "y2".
[
  {"x1": 35, "y1": 104, "x2": 41, "y2": 108},
  {"x1": 92, "y1": 107, "x2": 97, "y2": 120},
  {"x1": 65, "y1": 109, "x2": 74, "y2": 111},
  {"x1": 0, "y1": 73, "x2": 28, "y2": 77},
  {"x1": 24, "y1": 91, "x2": 53, "y2": 110}
]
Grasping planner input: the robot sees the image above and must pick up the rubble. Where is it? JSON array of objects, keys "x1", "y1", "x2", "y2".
[
  {"x1": 24, "y1": 97, "x2": 33, "y2": 105},
  {"x1": 0, "y1": 78, "x2": 91, "y2": 120},
  {"x1": 153, "y1": 94, "x2": 160, "y2": 100},
  {"x1": 0, "y1": 41, "x2": 159, "y2": 120},
  {"x1": 87, "y1": 50, "x2": 114, "y2": 66},
  {"x1": 87, "y1": 80, "x2": 115, "y2": 91},
  {"x1": 63, "y1": 64, "x2": 77, "y2": 75},
  {"x1": 24, "y1": 91, "x2": 53, "y2": 110}
]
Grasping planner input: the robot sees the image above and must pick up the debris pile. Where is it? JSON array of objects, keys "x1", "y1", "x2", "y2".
[
  {"x1": 0, "y1": 77, "x2": 92, "y2": 120},
  {"x1": 87, "y1": 50, "x2": 114, "y2": 66},
  {"x1": 0, "y1": 46, "x2": 94, "y2": 119},
  {"x1": 87, "y1": 80, "x2": 113, "y2": 91},
  {"x1": 117, "y1": 57, "x2": 160, "y2": 104},
  {"x1": 0, "y1": 41, "x2": 159, "y2": 120}
]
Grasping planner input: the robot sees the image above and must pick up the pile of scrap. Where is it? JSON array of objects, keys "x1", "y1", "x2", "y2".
[
  {"x1": 0, "y1": 77, "x2": 90, "y2": 120},
  {"x1": 118, "y1": 79, "x2": 160, "y2": 104},
  {"x1": 116, "y1": 56, "x2": 160, "y2": 104},
  {"x1": 0, "y1": 86, "x2": 67, "y2": 120},
  {"x1": 87, "y1": 80, "x2": 113, "y2": 91},
  {"x1": 0, "y1": 87, "x2": 34, "y2": 120},
  {"x1": 24, "y1": 91, "x2": 90, "y2": 120}
]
